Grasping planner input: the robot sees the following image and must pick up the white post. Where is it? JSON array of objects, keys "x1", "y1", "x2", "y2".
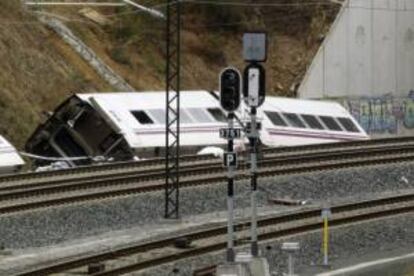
[
  {"x1": 282, "y1": 242, "x2": 300, "y2": 276},
  {"x1": 288, "y1": 253, "x2": 293, "y2": 276}
]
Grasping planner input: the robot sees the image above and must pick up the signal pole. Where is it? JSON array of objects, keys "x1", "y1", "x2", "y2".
[
  {"x1": 226, "y1": 111, "x2": 236, "y2": 262},
  {"x1": 242, "y1": 32, "x2": 267, "y2": 257},
  {"x1": 249, "y1": 106, "x2": 259, "y2": 256},
  {"x1": 219, "y1": 68, "x2": 242, "y2": 263}
]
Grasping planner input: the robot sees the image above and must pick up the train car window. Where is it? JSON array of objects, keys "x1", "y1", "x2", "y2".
[
  {"x1": 180, "y1": 109, "x2": 194, "y2": 123},
  {"x1": 187, "y1": 108, "x2": 215, "y2": 123},
  {"x1": 282, "y1": 113, "x2": 307, "y2": 128},
  {"x1": 131, "y1": 110, "x2": 154, "y2": 124},
  {"x1": 207, "y1": 108, "x2": 227, "y2": 122},
  {"x1": 337, "y1": 117, "x2": 359, "y2": 132},
  {"x1": 148, "y1": 109, "x2": 165, "y2": 124},
  {"x1": 319, "y1": 116, "x2": 343, "y2": 131},
  {"x1": 265, "y1": 111, "x2": 287, "y2": 126},
  {"x1": 301, "y1": 114, "x2": 324, "y2": 130}
]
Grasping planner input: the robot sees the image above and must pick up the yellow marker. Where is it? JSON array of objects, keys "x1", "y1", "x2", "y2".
[
  {"x1": 321, "y1": 207, "x2": 331, "y2": 266},
  {"x1": 323, "y1": 216, "x2": 329, "y2": 266}
]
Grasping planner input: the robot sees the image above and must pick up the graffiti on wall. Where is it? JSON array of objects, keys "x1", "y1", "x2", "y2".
[{"x1": 337, "y1": 91, "x2": 414, "y2": 135}]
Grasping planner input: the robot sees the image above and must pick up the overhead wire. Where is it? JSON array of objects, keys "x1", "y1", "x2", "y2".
[
  {"x1": 12, "y1": 0, "x2": 414, "y2": 25},
  {"x1": 180, "y1": 0, "x2": 341, "y2": 7},
  {"x1": 0, "y1": 5, "x2": 334, "y2": 30}
]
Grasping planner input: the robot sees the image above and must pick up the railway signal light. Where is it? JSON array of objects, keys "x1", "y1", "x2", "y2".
[
  {"x1": 220, "y1": 68, "x2": 241, "y2": 112},
  {"x1": 243, "y1": 63, "x2": 266, "y2": 108}
]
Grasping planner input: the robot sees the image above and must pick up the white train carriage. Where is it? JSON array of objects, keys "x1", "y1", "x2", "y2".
[
  {"x1": 26, "y1": 91, "x2": 369, "y2": 166},
  {"x1": 78, "y1": 91, "x2": 229, "y2": 157},
  {"x1": 80, "y1": 91, "x2": 368, "y2": 153},
  {"x1": 0, "y1": 135, "x2": 25, "y2": 174},
  {"x1": 258, "y1": 97, "x2": 369, "y2": 147}
]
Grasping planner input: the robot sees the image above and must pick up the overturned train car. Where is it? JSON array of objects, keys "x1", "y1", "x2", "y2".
[
  {"x1": 26, "y1": 95, "x2": 134, "y2": 167},
  {"x1": 26, "y1": 91, "x2": 369, "y2": 167}
]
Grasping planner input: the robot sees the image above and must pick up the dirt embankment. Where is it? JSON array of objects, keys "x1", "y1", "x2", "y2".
[
  {"x1": 0, "y1": 0, "x2": 340, "y2": 147},
  {"x1": 59, "y1": 0, "x2": 339, "y2": 94},
  {"x1": 0, "y1": 1, "x2": 112, "y2": 147}
]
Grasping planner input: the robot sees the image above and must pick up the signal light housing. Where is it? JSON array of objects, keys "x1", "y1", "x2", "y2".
[{"x1": 220, "y1": 68, "x2": 242, "y2": 112}]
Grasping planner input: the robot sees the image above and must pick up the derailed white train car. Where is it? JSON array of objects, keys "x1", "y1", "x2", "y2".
[
  {"x1": 259, "y1": 97, "x2": 368, "y2": 147},
  {"x1": 80, "y1": 91, "x2": 228, "y2": 156},
  {"x1": 26, "y1": 91, "x2": 369, "y2": 166},
  {"x1": 0, "y1": 135, "x2": 25, "y2": 174}
]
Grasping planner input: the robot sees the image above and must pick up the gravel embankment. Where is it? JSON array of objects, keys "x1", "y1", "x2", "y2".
[
  {"x1": 139, "y1": 215, "x2": 414, "y2": 276},
  {"x1": 0, "y1": 162, "x2": 413, "y2": 249}
]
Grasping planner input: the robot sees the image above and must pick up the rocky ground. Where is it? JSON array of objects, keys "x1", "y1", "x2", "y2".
[
  {"x1": 140, "y1": 214, "x2": 414, "y2": 276},
  {"x1": 0, "y1": 162, "x2": 412, "y2": 249},
  {"x1": 0, "y1": 162, "x2": 413, "y2": 275}
]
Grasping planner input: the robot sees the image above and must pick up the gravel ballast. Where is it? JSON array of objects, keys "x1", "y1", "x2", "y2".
[
  {"x1": 0, "y1": 162, "x2": 413, "y2": 249},
  {"x1": 137, "y1": 215, "x2": 414, "y2": 276}
]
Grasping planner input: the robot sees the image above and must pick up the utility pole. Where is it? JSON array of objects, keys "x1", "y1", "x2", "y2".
[{"x1": 164, "y1": 0, "x2": 181, "y2": 219}]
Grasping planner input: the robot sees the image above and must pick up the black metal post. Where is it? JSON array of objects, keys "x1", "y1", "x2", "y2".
[
  {"x1": 226, "y1": 112, "x2": 235, "y2": 263},
  {"x1": 165, "y1": 0, "x2": 181, "y2": 219}
]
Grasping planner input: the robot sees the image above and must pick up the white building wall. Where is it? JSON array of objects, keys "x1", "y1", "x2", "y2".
[{"x1": 299, "y1": 0, "x2": 414, "y2": 99}]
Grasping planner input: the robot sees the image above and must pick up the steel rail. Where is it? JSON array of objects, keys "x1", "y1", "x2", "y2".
[
  {"x1": 1, "y1": 141, "x2": 414, "y2": 201},
  {"x1": 16, "y1": 193, "x2": 414, "y2": 276},
  {"x1": 1, "y1": 136, "x2": 413, "y2": 185},
  {"x1": 1, "y1": 148, "x2": 414, "y2": 215}
]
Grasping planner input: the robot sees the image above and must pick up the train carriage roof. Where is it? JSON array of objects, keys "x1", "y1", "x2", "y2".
[{"x1": 77, "y1": 91, "x2": 219, "y2": 109}]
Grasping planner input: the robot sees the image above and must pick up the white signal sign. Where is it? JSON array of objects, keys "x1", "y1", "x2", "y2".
[
  {"x1": 247, "y1": 68, "x2": 260, "y2": 106},
  {"x1": 243, "y1": 32, "x2": 267, "y2": 62},
  {"x1": 223, "y1": 152, "x2": 238, "y2": 168},
  {"x1": 220, "y1": 128, "x2": 242, "y2": 139},
  {"x1": 243, "y1": 63, "x2": 266, "y2": 108}
]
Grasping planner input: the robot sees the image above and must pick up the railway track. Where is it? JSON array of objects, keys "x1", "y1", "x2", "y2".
[
  {"x1": 15, "y1": 192, "x2": 414, "y2": 276},
  {"x1": 1, "y1": 136, "x2": 413, "y2": 188},
  {"x1": 1, "y1": 139, "x2": 414, "y2": 216}
]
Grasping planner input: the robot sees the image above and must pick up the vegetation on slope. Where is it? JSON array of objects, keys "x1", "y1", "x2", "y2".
[
  {"x1": 0, "y1": 1, "x2": 113, "y2": 147},
  {"x1": 60, "y1": 0, "x2": 339, "y2": 92}
]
